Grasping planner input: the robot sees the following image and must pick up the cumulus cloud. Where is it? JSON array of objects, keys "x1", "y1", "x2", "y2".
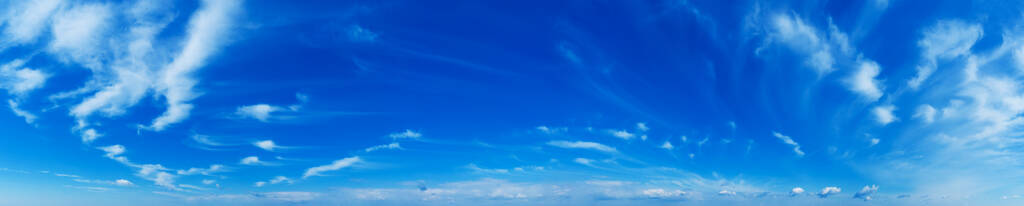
[
  {"x1": 81, "y1": 129, "x2": 102, "y2": 143},
  {"x1": 636, "y1": 122, "x2": 649, "y2": 132},
  {"x1": 791, "y1": 187, "x2": 805, "y2": 196},
  {"x1": 389, "y1": 130, "x2": 422, "y2": 139},
  {"x1": 818, "y1": 187, "x2": 841, "y2": 198},
  {"x1": 845, "y1": 60, "x2": 884, "y2": 101},
  {"x1": 364, "y1": 142, "x2": 401, "y2": 152},
  {"x1": 253, "y1": 140, "x2": 282, "y2": 152},
  {"x1": 914, "y1": 104, "x2": 936, "y2": 123},
  {"x1": 910, "y1": 20, "x2": 982, "y2": 89},
  {"x1": 240, "y1": 156, "x2": 267, "y2": 166},
  {"x1": 872, "y1": 105, "x2": 897, "y2": 125},
  {"x1": 303, "y1": 156, "x2": 360, "y2": 179},
  {"x1": 546, "y1": 140, "x2": 617, "y2": 153},
  {"x1": 853, "y1": 185, "x2": 878, "y2": 201},
  {"x1": 660, "y1": 141, "x2": 674, "y2": 150},
  {"x1": 772, "y1": 132, "x2": 805, "y2": 156}
]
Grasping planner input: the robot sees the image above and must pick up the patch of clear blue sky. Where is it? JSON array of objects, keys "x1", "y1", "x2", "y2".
[{"x1": 1, "y1": 0, "x2": 1023, "y2": 205}]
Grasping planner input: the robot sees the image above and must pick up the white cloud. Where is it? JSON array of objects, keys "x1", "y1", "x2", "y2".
[
  {"x1": 1, "y1": 0, "x2": 63, "y2": 44},
  {"x1": 96, "y1": 145, "x2": 180, "y2": 190},
  {"x1": 235, "y1": 104, "x2": 282, "y2": 122},
  {"x1": 642, "y1": 188, "x2": 687, "y2": 199},
  {"x1": 910, "y1": 20, "x2": 983, "y2": 89},
  {"x1": 115, "y1": 179, "x2": 133, "y2": 186},
  {"x1": 772, "y1": 132, "x2": 805, "y2": 156},
  {"x1": 845, "y1": 60, "x2": 884, "y2": 101},
  {"x1": 466, "y1": 164, "x2": 509, "y2": 174},
  {"x1": 81, "y1": 129, "x2": 102, "y2": 143},
  {"x1": 202, "y1": 179, "x2": 215, "y2": 185},
  {"x1": 872, "y1": 105, "x2": 897, "y2": 125},
  {"x1": 607, "y1": 129, "x2": 636, "y2": 140},
  {"x1": 761, "y1": 13, "x2": 843, "y2": 75},
  {"x1": 7, "y1": 100, "x2": 37, "y2": 124},
  {"x1": 817, "y1": 187, "x2": 841, "y2": 198},
  {"x1": 791, "y1": 187, "x2": 805, "y2": 196},
  {"x1": 535, "y1": 126, "x2": 567, "y2": 134},
  {"x1": 269, "y1": 176, "x2": 292, "y2": 184},
  {"x1": 364, "y1": 142, "x2": 401, "y2": 152},
  {"x1": 176, "y1": 164, "x2": 224, "y2": 176},
  {"x1": 48, "y1": 3, "x2": 112, "y2": 68},
  {"x1": 240, "y1": 156, "x2": 266, "y2": 166},
  {"x1": 573, "y1": 158, "x2": 594, "y2": 166},
  {"x1": 389, "y1": 130, "x2": 422, "y2": 139},
  {"x1": 0, "y1": 60, "x2": 49, "y2": 96},
  {"x1": 636, "y1": 122, "x2": 649, "y2": 132},
  {"x1": 546, "y1": 140, "x2": 616, "y2": 153},
  {"x1": 660, "y1": 141, "x2": 674, "y2": 150},
  {"x1": 914, "y1": 104, "x2": 937, "y2": 123},
  {"x1": 853, "y1": 185, "x2": 878, "y2": 201},
  {"x1": 148, "y1": 0, "x2": 241, "y2": 130},
  {"x1": 303, "y1": 156, "x2": 360, "y2": 179},
  {"x1": 253, "y1": 140, "x2": 280, "y2": 151},
  {"x1": 718, "y1": 190, "x2": 737, "y2": 196},
  {"x1": 257, "y1": 192, "x2": 319, "y2": 202},
  {"x1": 254, "y1": 181, "x2": 266, "y2": 187},
  {"x1": 869, "y1": 138, "x2": 880, "y2": 147}
]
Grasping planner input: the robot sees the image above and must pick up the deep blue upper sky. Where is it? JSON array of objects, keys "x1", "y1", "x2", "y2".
[{"x1": 1, "y1": 0, "x2": 1023, "y2": 205}]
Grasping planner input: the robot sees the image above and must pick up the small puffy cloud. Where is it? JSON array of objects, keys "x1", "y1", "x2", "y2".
[
  {"x1": 873, "y1": 105, "x2": 898, "y2": 125},
  {"x1": 660, "y1": 141, "x2": 674, "y2": 150},
  {"x1": 268, "y1": 176, "x2": 293, "y2": 185},
  {"x1": 636, "y1": 122, "x2": 649, "y2": 132},
  {"x1": 365, "y1": 142, "x2": 401, "y2": 152},
  {"x1": 607, "y1": 130, "x2": 636, "y2": 140},
  {"x1": 845, "y1": 60, "x2": 884, "y2": 101},
  {"x1": 303, "y1": 156, "x2": 360, "y2": 179},
  {"x1": 574, "y1": 158, "x2": 594, "y2": 166},
  {"x1": 914, "y1": 104, "x2": 937, "y2": 123},
  {"x1": 869, "y1": 138, "x2": 880, "y2": 147},
  {"x1": 791, "y1": 187, "x2": 805, "y2": 196},
  {"x1": 853, "y1": 185, "x2": 878, "y2": 201},
  {"x1": 48, "y1": 3, "x2": 112, "y2": 67},
  {"x1": 718, "y1": 190, "x2": 737, "y2": 196},
  {"x1": 389, "y1": 130, "x2": 422, "y2": 139},
  {"x1": 254, "y1": 181, "x2": 266, "y2": 187},
  {"x1": 818, "y1": 187, "x2": 841, "y2": 198},
  {"x1": 81, "y1": 129, "x2": 102, "y2": 143},
  {"x1": 240, "y1": 156, "x2": 265, "y2": 166},
  {"x1": 772, "y1": 132, "x2": 805, "y2": 156},
  {"x1": 546, "y1": 140, "x2": 617, "y2": 153},
  {"x1": 253, "y1": 140, "x2": 280, "y2": 151},
  {"x1": 99, "y1": 144, "x2": 125, "y2": 158},
  {"x1": 235, "y1": 104, "x2": 282, "y2": 122},
  {"x1": 115, "y1": 179, "x2": 133, "y2": 186},
  {"x1": 202, "y1": 179, "x2": 216, "y2": 185}
]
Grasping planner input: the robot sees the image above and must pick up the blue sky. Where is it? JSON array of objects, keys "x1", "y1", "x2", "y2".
[{"x1": 1, "y1": 0, "x2": 1023, "y2": 205}]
